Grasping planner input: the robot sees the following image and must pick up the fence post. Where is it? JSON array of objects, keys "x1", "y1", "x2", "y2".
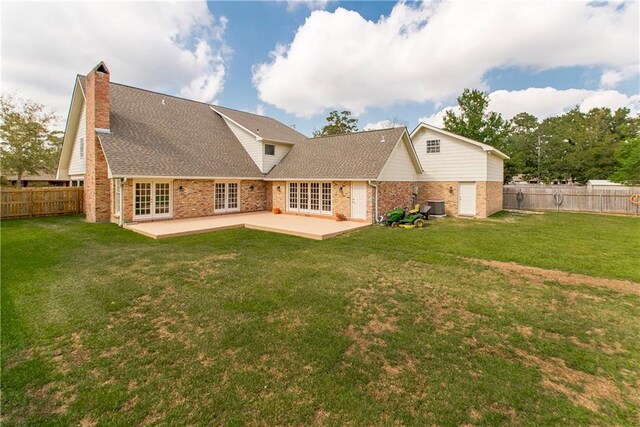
[{"x1": 29, "y1": 189, "x2": 33, "y2": 217}]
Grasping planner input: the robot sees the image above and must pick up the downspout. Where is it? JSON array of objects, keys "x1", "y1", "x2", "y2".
[
  {"x1": 368, "y1": 180, "x2": 379, "y2": 223},
  {"x1": 119, "y1": 178, "x2": 127, "y2": 227}
]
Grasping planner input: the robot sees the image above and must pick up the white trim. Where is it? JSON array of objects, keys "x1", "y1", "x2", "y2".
[
  {"x1": 56, "y1": 77, "x2": 86, "y2": 180},
  {"x1": 266, "y1": 177, "x2": 374, "y2": 182},
  {"x1": 110, "y1": 174, "x2": 265, "y2": 180},
  {"x1": 410, "y1": 122, "x2": 510, "y2": 160}
]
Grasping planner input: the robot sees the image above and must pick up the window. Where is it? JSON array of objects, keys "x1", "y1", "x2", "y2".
[
  {"x1": 134, "y1": 181, "x2": 172, "y2": 219},
  {"x1": 287, "y1": 182, "x2": 332, "y2": 215},
  {"x1": 114, "y1": 180, "x2": 122, "y2": 215},
  {"x1": 79, "y1": 138, "x2": 85, "y2": 158},
  {"x1": 426, "y1": 139, "x2": 440, "y2": 153},
  {"x1": 264, "y1": 144, "x2": 275, "y2": 156},
  {"x1": 214, "y1": 182, "x2": 240, "y2": 213},
  {"x1": 135, "y1": 183, "x2": 152, "y2": 217}
]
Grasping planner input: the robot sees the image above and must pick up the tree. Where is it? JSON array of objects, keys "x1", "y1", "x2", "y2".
[
  {"x1": 443, "y1": 89, "x2": 509, "y2": 152},
  {"x1": 610, "y1": 136, "x2": 640, "y2": 184},
  {"x1": 503, "y1": 112, "x2": 539, "y2": 182},
  {"x1": 0, "y1": 93, "x2": 62, "y2": 187},
  {"x1": 312, "y1": 110, "x2": 358, "y2": 137}
]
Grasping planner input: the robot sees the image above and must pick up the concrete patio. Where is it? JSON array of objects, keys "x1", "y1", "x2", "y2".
[{"x1": 124, "y1": 211, "x2": 370, "y2": 240}]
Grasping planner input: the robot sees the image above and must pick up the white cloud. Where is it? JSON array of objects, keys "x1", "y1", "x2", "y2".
[
  {"x1": 284, "y1": 0, "x2": 331, "y2": 12},
  {"x1": 253, "y1": 1, "x2": 639, "y2": 117},
  {"x1": 419, "y1": 88, "x2": 640, "y2": 127},
  {"x1": 363, "y1": 119, "x2": 406, "y2": 131},
  {"x1": 1, "y1": 1, "x2": 230, "y2": 122},
  {"x1": 600, "y1": 65, "x2": 639, "y2": 89}
]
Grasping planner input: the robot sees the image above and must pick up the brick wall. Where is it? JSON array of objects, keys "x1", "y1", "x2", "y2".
[
  {"x1": 84, "y1": 68, "x2": 111, "y2": 222},
  {"x1": 332, "y1": 181, "x2": 351, "y2": 218},
  {"x1": 377, "y1": 182, "x2": 415, "y2": 218},
  {"x1": 271, "y1": 181, "x2": 286, "y2": 211},
  {"x1": 173, "y1": 180, "x2": 217, "y2": 219},
  {"x1": 416, "y1": 181, "x2": 458, "y2": 216},
  {"x1": 477, "y1": 181, "x2": 503, "y2": 218},
  {"x1": 240, "y1": 180, "x2": 267, "y2": 212}
]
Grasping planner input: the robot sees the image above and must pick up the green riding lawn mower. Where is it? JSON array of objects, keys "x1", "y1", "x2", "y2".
[{"x1": 381, "y1": 204, "x2": 431, "y2": 229}]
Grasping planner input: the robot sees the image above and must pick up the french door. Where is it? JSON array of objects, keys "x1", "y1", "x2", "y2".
[
  {"x1": 214, "y1": 182, "x2": 240, "y2": 213},
  {"x1": 287, "y1": 182, "x2": 331, "y2": 215},
  {"x1": 134, "y1": 181, "x2": 172, "y2": 220}
]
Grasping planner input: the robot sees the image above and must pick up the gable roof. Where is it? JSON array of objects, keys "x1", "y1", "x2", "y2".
[
  {"x1": 266, "y1": 127, "x2": 419, "y2": 180},
  {"x1": 211, "y1": 105, "x2": 307, "y2": 144},
  {"x1": 76, "y1": 77, "x2": 264, "y2": 178},
  {"x1": 411, "y1": 122, "x2": 510, "y2": 160}
]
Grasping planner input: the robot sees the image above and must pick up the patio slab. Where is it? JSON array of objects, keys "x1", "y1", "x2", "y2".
[{"x1": 124, "y1": 211, "x2": 370, "y2": 240}]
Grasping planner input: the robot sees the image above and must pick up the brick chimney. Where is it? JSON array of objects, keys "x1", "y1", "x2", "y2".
[{"x1": 84, "y1": 61, "x2": 111, "y2": 222}]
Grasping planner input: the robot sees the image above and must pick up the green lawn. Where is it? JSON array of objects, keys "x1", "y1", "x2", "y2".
[{"x1": 2, "y1": 212, "x2": 639, "y2": 425}]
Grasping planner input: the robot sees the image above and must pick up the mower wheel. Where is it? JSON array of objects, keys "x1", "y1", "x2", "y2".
[
  {"x1": 413, "y1": 218, "x2": 426, "y2": 228},
  {"x1": 390, "y1": 221, "x2": 399, "y2": 228}
]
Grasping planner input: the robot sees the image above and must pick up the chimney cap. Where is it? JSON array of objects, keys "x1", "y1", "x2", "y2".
[{"x1": 91, "y1": 61, "x2": 110, "y2": 75}]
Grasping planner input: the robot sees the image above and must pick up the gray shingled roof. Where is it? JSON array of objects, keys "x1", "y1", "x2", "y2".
[
  {"x1": 266, "y1": 128, "x2": 408, "y2": 180},
  {"x1": 79, "y1": 77, "x2": 263, "y2": 178},
  {"x1": 211, "y1": 105, "x2": 307, "y2": 144}
]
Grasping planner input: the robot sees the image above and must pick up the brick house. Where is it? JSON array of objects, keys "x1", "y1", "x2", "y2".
[{"x1": 57, "y1": 62, "x2": 507, "y2": 225}]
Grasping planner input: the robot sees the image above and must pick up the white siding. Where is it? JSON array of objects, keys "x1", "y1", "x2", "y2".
[
  {"x1": 262, "y1": 142, "x2": 291, "y2": 173},
  {"x1": 378, "y1": 138, "x2": 417, "y2": 181},
  {"x1": 222, "y1": 117, "x2": 263, "y2": 170},
  {"x1": 487, "y1": 153, "x2": 504, "y2": 182},
  {"x1": 413, "y1": 128, "x2": 488, "y2": 181},
  {"x1": 68, "y1": 101, "x2": 87, "y2": 176}
]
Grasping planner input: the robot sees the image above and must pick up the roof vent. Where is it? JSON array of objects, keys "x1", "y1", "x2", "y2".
[
  {"x1": 380, "y1": 137, "x2": 386, "y2": 143},
  {"x1": 256, "y1": 128, "x2": 260, "y2": 134},
  {"x1": 162, "y1": 99, "x2": 165, "y2": 106}
]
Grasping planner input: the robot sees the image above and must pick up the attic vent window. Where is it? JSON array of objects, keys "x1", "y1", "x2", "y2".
[
  {"x1": 426, "y1": 139, "x2": 440, "y2": 153},
  {"x1": 265, "y1": 144, "x2": 275, "y2": 156},
  {"x1": 79, "y1": 137, "x2": 85, "y2": 158}
]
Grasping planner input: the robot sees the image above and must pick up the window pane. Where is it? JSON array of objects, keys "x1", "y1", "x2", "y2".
[
  {"x1": 265, "y1": 144, "x2": 275, "y2": 155},
  {"x1": 114, "y1": 180, "x2": 121, "y2": 214},
  {"x1": 289, "y1": 183, "x2": 297, "y2": 209},
  {"x1": 300, "y1": 183, "x2": 308, "y2": 210},
  {"x1": 215, "y1": 183, "x2": 226, "y2": 210},
  {"x1": 228, "y1": 183, "x2": 238, "y2": 209},
  {"x1": 426, "y1": 139, "x2": 440, "y2": 153},
  {"x1": 135, "y1": 183, "x2": 151, "y2": 216},
  {"x1": 310, "y1": 183, "x2": 319, "y2": 211},
  {"x1": 154, "y1": 183, "x2": 170, "y2": 215},
  {"x1": 322, "y1": 183, "x2": 331, "y2": 212}
]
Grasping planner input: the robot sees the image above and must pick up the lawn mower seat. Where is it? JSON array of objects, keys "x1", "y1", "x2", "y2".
[{"x1": 408, "y1": 204, "x2": 420, "y2": 214}]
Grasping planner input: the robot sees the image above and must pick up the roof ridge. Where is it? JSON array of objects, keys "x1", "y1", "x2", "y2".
[
  {"x1": 307, "y1": 126, "x2": 406, "y2": 140},
  {"x1": 78, "y1": 74, "x2": 219, "y2": 108}
]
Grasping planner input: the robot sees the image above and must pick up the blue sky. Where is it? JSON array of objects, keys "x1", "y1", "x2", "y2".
[{"x1": 2, "y1": 1, "x2": 639, "y2": 135}]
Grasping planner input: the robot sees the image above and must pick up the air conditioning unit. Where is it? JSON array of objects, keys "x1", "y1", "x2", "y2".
[{"x1": 428, "y1": 199, "x2": 446, "y2": 216}]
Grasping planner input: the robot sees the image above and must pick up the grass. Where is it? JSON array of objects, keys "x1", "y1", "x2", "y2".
[{"x1": 1, "y1": 211, "x2": 639, "y2": 425}]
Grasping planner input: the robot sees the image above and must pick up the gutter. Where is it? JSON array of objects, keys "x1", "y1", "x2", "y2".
[{"x1": 368, "y1": 180, "x2": 379, "y2": 223}]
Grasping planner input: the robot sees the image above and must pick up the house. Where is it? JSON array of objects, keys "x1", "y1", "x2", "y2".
[
  {"x1": 586, "y1": 180, "x2": 625, "y2": 191},
  {"x1": 57, "y1": 62, "x2": 506, "y2": 226},
  {"x1": 411, "y1": 123, "x2": 509, "y2": 217},
  {"x1": 2, "y1": 173, "x2": 68, "y2": 187}
]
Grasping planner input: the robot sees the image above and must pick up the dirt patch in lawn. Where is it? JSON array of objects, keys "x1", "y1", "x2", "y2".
[
  {"x1": 515, "y1": 349, "x2": 630, "y2": 412},
  {"x1": 467, "y1": 258, "x2": 640, "y2": 296}
]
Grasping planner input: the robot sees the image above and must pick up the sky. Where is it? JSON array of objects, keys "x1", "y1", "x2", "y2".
[{"x1": 1, "y1": 0, "x2": 639, "y2": 136}]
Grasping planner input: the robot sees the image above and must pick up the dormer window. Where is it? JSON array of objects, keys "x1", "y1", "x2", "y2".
[
  {"x1": 265, "y1": 144, "x2": 275, "y2": 156},
  {"x1": 426, "y1": 139, "x2": 440, "y2": 153},
  {"x1": 79, "y1": 137, "x2": 85, "y2": 158}
]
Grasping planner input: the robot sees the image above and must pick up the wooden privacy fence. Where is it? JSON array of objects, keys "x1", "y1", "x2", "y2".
[
  {"x1": 1, "y1": 187, "x2": 84, "y2": 218},
  {"x1": 504, "y1": 185, "x2": 640, "y2": 215}
]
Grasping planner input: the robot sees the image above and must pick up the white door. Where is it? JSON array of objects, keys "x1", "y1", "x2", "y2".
[
  {"x1": 214, "y1": 182, "x2": 240, "y2": 213},
  {"x1": 133, "y1": 181, "x2": 172, "y2": 220},
  {"x1": 458, "y1": 182, "x2": 476, "y2": 216},
  {"x1": 351, "y1": 182, "x2": 367, "y2": 220}
]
